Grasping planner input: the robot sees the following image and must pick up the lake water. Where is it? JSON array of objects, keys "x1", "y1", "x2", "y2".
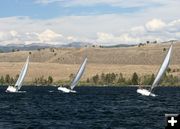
[{"x1": 0, "y1": 86, "x2": 179, "y2": 129}]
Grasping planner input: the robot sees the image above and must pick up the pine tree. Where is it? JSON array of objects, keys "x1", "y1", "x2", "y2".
[
  {"x1": 48, "y1": 76, "x2": 53, "y2": 84},
  {"x1": 148, "y1": 74, "x2": 155, "y2": 85},
  {"x1": 131, "y1": 72, "x2": 139, "y2": 85},
  {"x1": 92, "y1": 74, "x2": 99, "y2": 84},
  {"x1": 69, "y1": 73, "x2": 74, "y2": 81},
  {"x1": 117, "y1": 73, "x2": 126, "y2": 84},
  {"x1": 10, "y1": 77, "x2": 14, "y2": 85},
  {"x1": 86, "y1": 78, "x2": 90, "y2": 83},
  {"x1": 15, "y1": 74, "x2": 19, "y2": 82},
  {"x1": 111, "y1": 73, "x2": 116, "y2": 83},
  {"x1": 0, "y1": 76, "x2": 5, "y2": 85},
  {"x1": 5, "y1": 74, "x2": 10, "y2": 84},
  {"x1": 100, "y1": 73, "x2": 105, "y2": 84}
]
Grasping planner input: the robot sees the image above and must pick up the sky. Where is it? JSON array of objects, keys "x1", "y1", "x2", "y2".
[{"x1": 0, "y1": 0, "x2": 180, "y2": 45}]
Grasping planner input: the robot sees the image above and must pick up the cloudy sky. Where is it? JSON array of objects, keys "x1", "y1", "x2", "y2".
[{"x1": 0, "y1": 0, "x2": 180, "y2": 45}]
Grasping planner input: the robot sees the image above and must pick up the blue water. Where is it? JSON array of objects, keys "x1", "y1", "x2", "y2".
[{"x1": 0, "y1": 86, "x2": 179, "y2": 129}]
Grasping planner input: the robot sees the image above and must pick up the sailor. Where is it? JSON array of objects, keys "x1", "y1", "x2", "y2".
[{"x1": 139, "y1": 83, "x2": 143, "y2": 89}]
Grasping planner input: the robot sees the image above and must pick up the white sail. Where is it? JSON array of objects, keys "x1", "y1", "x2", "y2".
[
  {"x1": 70, "y1": 57, "x2": 88, "y2": 90},
  {"x1": 15, "y1": 56, "x2": 29, "y2": 90},
  {"x1": 150, "y1": 45, "x2": 172, "y2": 92}
]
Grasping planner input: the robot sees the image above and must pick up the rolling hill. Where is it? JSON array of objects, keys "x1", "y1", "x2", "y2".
[{"x1": 0, "y1": 42, "x2": 180, "y2": 83}]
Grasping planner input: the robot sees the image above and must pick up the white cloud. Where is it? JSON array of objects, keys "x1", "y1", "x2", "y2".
[
  {"x1": 0, "y1": 28, "x2": 70, "y2": 45},
  {"x1": 96, "y1": 32, "x2": 114, "y2": 42},
  {"x1": 145, "y1": 19, "x2": 166, "y2": 31},
  {"x1": 1, "y1": 0, "x2": 179, "y2": 45},
  {"x1": 0, "y1": 30, "x2": 18, "y2": 41},
  {"x1": 0, "y1": 15, "x2": 180, "y2": 45},
  {"x1": 67, "y1": 36, "x2": 77, "y2": 42},
  {"x1": 38, "y1": 29, "x2": 62, "y2": 42},
  {"x1": 9, "y1": 30, "x2": 18, "y2": 37},
  {"x1": 96, "y1": 18, "x2": 180, "y2": 44},
  {"x1": 96, "y1": 32, "x2": 141, "y2": 45}
]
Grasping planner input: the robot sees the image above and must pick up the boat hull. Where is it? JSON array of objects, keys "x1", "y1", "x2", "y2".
[
  {"x1": 58, "y1": 87, "x2": 76, "y2": 93},
  {"x1": 137, "y1": 89, "x2": 156, "y2": 97},
  {"x1": 6, "y1": 86, "x2": 18, "y2": 93}
]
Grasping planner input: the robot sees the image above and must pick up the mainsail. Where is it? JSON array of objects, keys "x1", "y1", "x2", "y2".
[
  {"x1": 150, "y1": 45, "x2": 172, "y2": 92},
  {"x1": 70, "y1": 57, "x2": 88, "y2": 90},
  {"x1": 15, "y1": 56, "x2": 29, "y2": 90}
]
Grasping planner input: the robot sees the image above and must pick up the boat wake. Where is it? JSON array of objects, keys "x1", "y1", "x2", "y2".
[{"x1": 6, "y1": 90, "x2": 26, "y2": 93}]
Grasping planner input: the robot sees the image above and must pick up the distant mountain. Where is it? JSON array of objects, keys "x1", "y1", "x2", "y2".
[
  {"x1": 100, "y1": 44, "x2": 136, "y2": 48},
  {"x1": 0, "y1": 43, "x2": 51, "y2": 52},
  {"x1": 0, "y1": 42, "x2": 92, "y2": 52},
  {"x1": 1, "y1": 40, "x2": 176, "y2": 53},
  {"x1": 60, "y1": 42, "x2": 92, "y2": 48}
]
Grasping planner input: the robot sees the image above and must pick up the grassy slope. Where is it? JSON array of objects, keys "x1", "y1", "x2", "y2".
[{"x1": 0, "y1": 42, "x2": 180, "y2": 82}]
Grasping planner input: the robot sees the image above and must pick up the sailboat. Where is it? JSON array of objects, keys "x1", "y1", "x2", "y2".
[
  {"x1": 58, "y1": 57, "x2": 88, "y2": 93},
  {"x1": 137, "y1": 44, "x2": 173, "y2": 97},
  {"x1": 6, "y1": 56, "x2": 29, "y2": 93}
]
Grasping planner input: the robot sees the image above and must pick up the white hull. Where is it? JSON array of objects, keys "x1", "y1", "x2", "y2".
[
  {"x1": 6, "y1": 86, "x2": 18, "y2": 93},
  {"x1": 58, "y1": 87, "x2": 76, "y2": 93},
  {"x1": 137, "y1": 89, "x2": 156, "y2": 97}
]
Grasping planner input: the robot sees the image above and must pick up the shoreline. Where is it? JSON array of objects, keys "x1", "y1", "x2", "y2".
[{"x1": 0, "y1": 84, "x2": 180, "y2": 87}]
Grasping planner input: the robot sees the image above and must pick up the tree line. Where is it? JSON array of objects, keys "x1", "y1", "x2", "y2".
[
  {"x1": 0, "y1": 71, "x2": 179, "y2": 86},
  {"x1": 86, "y1": 71, "x2": 180, "y2": 86},
  {"x1": 33, "y1": 76, "x2": 53, "y2": 85},
  {"x1": 0, "y1": 74, "x2": 53, "y2": 86},
  {"x1": 0, "y1": 74, "x2": 19, "y2": 85}
]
